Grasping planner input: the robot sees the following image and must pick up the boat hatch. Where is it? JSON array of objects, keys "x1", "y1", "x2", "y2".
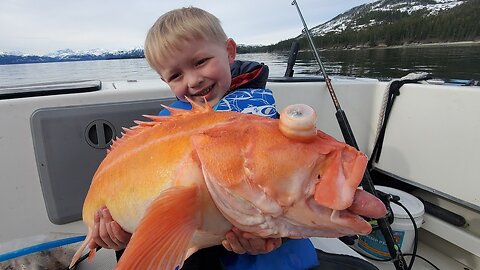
[{"x1": 30, "y1": 98, "x2": 175, "y2": 224}]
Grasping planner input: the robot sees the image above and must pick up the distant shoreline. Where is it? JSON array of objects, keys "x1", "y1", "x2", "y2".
[
  {"x1": 370, "y1": 40, "x2": 480, "y2": 49},
  {"x1": 294, "y1": 40, "x2": 480, "y2": 53}
]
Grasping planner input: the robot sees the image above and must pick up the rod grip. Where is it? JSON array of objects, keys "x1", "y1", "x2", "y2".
[{"x1": 335, "y1": 110, "x2": 359, "y2": 149}]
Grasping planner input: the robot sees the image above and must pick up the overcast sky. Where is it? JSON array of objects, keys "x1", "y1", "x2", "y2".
[{"x1": 0, "y1": 0, "x2": 377, "y2": 55}]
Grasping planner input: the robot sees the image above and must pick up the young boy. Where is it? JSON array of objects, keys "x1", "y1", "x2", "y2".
[{"x1": 90, "y1": 6, "x2": 318, "y2": 270}]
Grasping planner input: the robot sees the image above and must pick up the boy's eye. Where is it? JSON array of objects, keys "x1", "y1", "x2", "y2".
[
  {"x1": 168, "y1": 73, "x2": 181, "y2": 81},
  {"x1": 195, "y1": 58, "x2": 209, "y2": 66}
]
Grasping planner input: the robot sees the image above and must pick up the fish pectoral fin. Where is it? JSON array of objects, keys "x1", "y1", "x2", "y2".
[{"x1": 116, "y1": 186, "x2": 201, "y2": 270}]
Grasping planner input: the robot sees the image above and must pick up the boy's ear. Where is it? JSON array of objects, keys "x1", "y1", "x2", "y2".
[{"x1": 226, "y1": 38, "x2": 237, "y2": 64}]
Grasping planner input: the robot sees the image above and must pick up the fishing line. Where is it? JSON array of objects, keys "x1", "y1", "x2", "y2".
[
  {"x1": 349, "y1": 199, "x2": 440, "y2": 270},
  {"x1": 290, "y1": 1, "x2": 408, "y2": 269},
  {"x1": 403, "y1": 254, "x2": 440, "y2": 270},
  {"x1": 350, "y1": 197, "x2": 440, "y2": 270},
  {"x1": 393, "y1": 200, "x2": 418, "y2": 270}
]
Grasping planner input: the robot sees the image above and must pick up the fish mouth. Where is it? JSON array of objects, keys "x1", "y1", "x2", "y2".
[
  {"x1": 306, "y1": 196, "x2": 373, "y2": 235},
  {"x1": 192, "y1": 84, "x2": 214, "y2": 97},
  {"x1": 306, "y1": 196, "x2": 333, "y2": 216}
]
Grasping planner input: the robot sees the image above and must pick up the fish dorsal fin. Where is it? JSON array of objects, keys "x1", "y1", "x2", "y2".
[
  {"x1": 107, "y1": 117, "x2": 168, "y2": 153},
  {"x1": 108, "y1": 97, "x2": 212, "y2": 154},
  {"x1": 116, "y1": 186, "x2": 201, "y2": 270},
  {"x1": 161, "y1": 96, "x2": 212, "y2": 117}
]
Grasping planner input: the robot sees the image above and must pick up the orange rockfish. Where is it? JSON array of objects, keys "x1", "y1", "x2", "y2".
[{"x1": 70, "y1": 99, "x2": 386, "y2": 269}]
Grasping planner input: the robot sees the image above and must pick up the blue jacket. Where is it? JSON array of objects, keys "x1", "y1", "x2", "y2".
[{"x1": 161, "y1": 88, "x2": 318, "y2": 270}]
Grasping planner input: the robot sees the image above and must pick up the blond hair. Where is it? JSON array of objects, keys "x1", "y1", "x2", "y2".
[{"x1": 144, "y1": 7, "x2": 227, "y2": 73}]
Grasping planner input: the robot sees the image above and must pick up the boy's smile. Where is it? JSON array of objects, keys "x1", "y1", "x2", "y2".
[
  {"x1": 191, "y1": 84, "x2": 214, "y2": 97},
  {"x1": 158, "y1": 38, "x2": 236, "y2": 106}
]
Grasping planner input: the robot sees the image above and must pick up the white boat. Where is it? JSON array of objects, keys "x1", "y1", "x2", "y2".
[{"x1": 0, "y1": 73, "x2": 479, "y2": 269}]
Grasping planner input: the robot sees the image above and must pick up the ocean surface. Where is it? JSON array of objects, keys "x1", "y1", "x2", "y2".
[{"x1": 1, "y1": 44, "x2": 479, "y2": 88}]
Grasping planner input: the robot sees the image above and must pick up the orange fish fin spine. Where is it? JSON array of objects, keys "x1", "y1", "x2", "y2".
[
  {"x1": 116, "y1": 186, "x2": 201, "y2": 270},
  {"x1": 107, "y1": 117, "x2": 162, "y2": 153},
  {"x1": 161, "y1": 97, "x2": 212, "y2": 116},
  {"x1": 87, "y1": 248, "x2": 97, "y2": 262},
  {"x1": 185, "y1": 96, "x2": 213, "y2": 113},
  {"x1": 142, "y1": 114, "x2": 172, "y2": 122},
  {"x1": 161, "y1": 104, "x2": 193, "y2": 116},
  {"x1": 69, "y1": 229, "x2": 94, "y2": 269}
]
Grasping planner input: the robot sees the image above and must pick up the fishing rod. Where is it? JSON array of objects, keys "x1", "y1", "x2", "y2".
[{"x1": 290, "y1": 1, "x2": 408, "y2": 270}]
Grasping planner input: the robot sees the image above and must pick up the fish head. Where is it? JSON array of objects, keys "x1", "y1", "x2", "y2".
[{"x1": 191, "y1": 104, "x2": 387, "y2": 238}]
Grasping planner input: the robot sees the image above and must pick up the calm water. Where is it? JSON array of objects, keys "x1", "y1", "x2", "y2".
[{"x1": 1, "y1": 44, "x2": 479, "y2": 88}]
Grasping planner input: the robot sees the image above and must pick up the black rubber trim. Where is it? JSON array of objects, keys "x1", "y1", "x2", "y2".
[
  {"x1": 0, "y1": 80, "x2": 101, "y2": 100},
  {"x1": 268, "y1": 76, "x2": 325, "y2": 83}
]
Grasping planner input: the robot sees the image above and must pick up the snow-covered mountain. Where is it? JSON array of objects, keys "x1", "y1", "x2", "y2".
[
  {"x1": 0, "y1": 47, "x2": 144, "y2": 65},
  {"x1": 46, "y1": 47, "x2": 144, "y2": 59},
  {"x1": 309, "y1": 0, "x2": 464, "y2": 36}
]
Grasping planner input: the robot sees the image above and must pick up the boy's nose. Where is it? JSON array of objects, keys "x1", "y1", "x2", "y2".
[{"x1": 186, "y1": 73, "x2": 204, "y2": 89}]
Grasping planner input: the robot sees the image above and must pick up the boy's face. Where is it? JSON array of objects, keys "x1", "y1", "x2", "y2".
[{"x1": 158, "y1": 38, "x2": 236, "y2": 106}]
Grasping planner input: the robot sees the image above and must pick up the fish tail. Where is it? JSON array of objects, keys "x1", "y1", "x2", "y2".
[{"x1": 69, "y1": 228, "x2": 94, "y2": 269}]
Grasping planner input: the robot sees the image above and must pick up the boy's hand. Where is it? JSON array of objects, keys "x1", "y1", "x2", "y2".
[
  {"x1": 88, "y1": 207, "x2": 282, "y2": 255},
  {"x1": 88, "y1": 207, "x2": 132, "y2": 251},
  {"x1": 222, "y1": 227, "x2": 282, "y2": 255}
]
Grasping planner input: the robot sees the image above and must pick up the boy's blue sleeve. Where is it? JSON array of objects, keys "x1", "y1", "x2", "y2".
[
  {"x1": 214, "y1": 88, "x2": 278, "y2": 119},
  {"x1": 159, "y1": 89, "x2": 279, "y2": 118}
]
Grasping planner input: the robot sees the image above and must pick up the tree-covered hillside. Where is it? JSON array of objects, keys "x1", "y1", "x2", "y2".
[{"x1": 238, "y1": 0, "x2": 479, "y2": 53}]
